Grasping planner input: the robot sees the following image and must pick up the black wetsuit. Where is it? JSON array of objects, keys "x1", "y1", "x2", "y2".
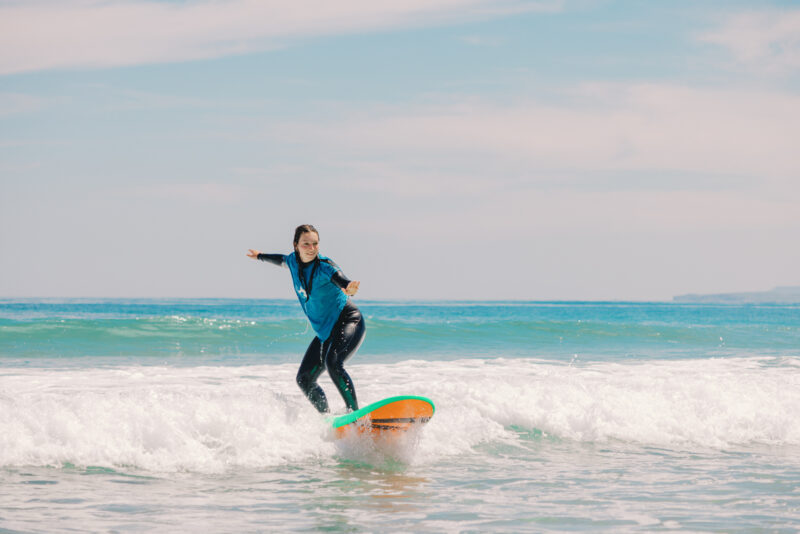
[{"x1": 257, "y1": 252, "x2": 365, "y2": 413}]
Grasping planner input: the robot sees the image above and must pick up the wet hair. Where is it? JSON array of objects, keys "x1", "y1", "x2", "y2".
[{"x1": 293, "y1": 224, "x2": 319, "y2": 247}]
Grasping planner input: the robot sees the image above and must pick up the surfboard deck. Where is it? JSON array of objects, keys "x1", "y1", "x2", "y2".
[{"x1": 329, "y1": 395, "x2": 434, "y2": 439}]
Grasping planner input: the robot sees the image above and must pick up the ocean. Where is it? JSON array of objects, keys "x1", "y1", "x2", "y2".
[{"x1": 1, "y1": 299, "x2": 799, "y2": 533}]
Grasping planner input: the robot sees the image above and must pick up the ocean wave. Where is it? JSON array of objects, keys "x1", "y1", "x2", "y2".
[{"x1": 1, "y1": 357, "x2": 798, "y2": 473}]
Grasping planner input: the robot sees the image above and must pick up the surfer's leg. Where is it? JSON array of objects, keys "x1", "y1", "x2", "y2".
[
  {"x1": 324, "y1": 303, "x2": 366, "y2": 412},
  {"x1": 296, "y1": 336, "x2": 329, "y2": 413}
]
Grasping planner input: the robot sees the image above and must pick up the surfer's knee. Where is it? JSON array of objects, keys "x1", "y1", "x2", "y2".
[
  {"x1": 352, "y1": 319, "x2": 366, "y2": 351},
  {"x1": 324, "y1": 350, "x2": 344, "y2": 378},
  {"x1": 296, "y1": 369, "x2": 311, "y2": 392}
]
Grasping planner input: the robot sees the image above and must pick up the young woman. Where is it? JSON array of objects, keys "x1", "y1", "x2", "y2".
[{"x1": 247, "y1": 224, "x2": 365, "y2": 413}]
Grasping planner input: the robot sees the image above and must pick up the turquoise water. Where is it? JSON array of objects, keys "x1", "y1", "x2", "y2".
[{"x1": 1, "y1": 299, "x2": 799, "y2": 532}]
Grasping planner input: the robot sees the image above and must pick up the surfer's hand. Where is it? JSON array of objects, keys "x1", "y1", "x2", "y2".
[
  {"x1": 247, "y1": 249, "x2": 261, "y2": 259},
  {"x1": 344, "y1": 281, "x2": 360, "y2": 296}
]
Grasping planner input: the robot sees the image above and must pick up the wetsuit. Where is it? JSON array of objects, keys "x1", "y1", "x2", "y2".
[{"x1": 257, "y1": 252, "x2": 365, "y2": 413}]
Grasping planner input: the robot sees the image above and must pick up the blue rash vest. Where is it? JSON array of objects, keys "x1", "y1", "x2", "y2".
[{"x1": 285, "y1": 252, "x2": 349, "y2": 342}]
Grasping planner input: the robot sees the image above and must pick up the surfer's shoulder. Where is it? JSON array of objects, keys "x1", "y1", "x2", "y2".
[{"x1": 318, "y1": 255, "x2": 341, "y2": 273}]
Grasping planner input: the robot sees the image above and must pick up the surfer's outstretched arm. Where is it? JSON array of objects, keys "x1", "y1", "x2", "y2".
[{"x1": 247, "y1": 249, "x2": 286, "y2": 268}]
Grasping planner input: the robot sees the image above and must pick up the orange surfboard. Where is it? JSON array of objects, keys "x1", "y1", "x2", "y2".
[{"x1": 330, "y1": 396, "x2": 435, "y2": 439}]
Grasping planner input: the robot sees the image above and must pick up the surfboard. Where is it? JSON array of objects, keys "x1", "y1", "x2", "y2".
[{"x1": 330, "y1": 395, "x2": 435, "y2": 439}]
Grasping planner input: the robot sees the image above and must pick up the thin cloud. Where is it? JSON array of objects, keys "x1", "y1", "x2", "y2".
[
  {"x1": 460, "y1": 35, "x2": 508, "y2": 47},
  {"x1": 265, "y1": 83, "x2": 800, "y2": 182},
  {"x1": 699, "y1": 8, "x2": 800, "y2": 74},
  {"x1": 340, "y1": 161, "x2": 495, "y2": 197},
  {"x1": 0, "y1": 0, "x2": 561, "y2": 75},
  {"x1": 327, "y1": 186, "x2": 800, "y2": 244},
  {"x1": 119, "y1": 183, "x2": 249, "y2": 205},
  {"x1": 0, "y1": 92, "x2": 50, "y2": 116}
]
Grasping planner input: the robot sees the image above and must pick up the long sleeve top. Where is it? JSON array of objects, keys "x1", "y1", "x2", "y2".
[{"x1": 258, "y1": 252, "x2": 352, "y2": 341}]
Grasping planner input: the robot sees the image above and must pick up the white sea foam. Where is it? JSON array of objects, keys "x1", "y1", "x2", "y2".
[{"x1": 1, "y1": 357, "x2": 798, "y2": 472}]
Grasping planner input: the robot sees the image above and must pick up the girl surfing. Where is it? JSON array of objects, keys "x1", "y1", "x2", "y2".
[{"x1": 247, "y1": 224, "x2": 365, "y2": 413}]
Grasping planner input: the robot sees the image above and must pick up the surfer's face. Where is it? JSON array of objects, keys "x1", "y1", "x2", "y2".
[{"x1": 295, "y1": 232, "x2": 319, "y2": 263}]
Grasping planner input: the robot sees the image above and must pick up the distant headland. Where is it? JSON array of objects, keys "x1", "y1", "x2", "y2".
[{"x1": 673, "y1": 286, "x2": 800, "y2": 304}]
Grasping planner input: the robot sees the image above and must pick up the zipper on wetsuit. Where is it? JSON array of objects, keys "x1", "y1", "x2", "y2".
[{"x1": 298, "y1": 258, "x2": 319, "y2": 302}]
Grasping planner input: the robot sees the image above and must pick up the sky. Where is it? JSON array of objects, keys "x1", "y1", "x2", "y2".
[{"x1": 1, "y1": 0, "x2": 799, "y2": 301}]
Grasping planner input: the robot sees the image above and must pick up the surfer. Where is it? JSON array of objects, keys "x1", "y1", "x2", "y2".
[{"x1": 247, "y1": 224, "x2": 365, "y2": 414}]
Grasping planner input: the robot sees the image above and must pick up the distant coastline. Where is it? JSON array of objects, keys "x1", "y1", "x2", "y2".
[{"x1": 673, "y1": 286, "x2": 800, "y2": 304}]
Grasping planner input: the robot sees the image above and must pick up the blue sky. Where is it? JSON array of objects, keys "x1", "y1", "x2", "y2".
[{"x1": 1, "y1": 0, "x2": 799, "y2": 300}]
